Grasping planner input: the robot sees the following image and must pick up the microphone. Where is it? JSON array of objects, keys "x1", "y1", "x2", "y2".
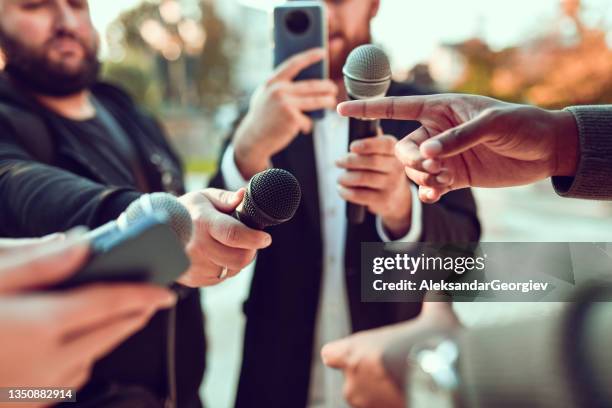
[
  {"x1": 234, "y1": 168, "x2": 302, "y2": 230},
  {"x1": 53, "y1": 193, "x2": 193, "y2": 290},
  {"x1": 342, "y1": 44, "x2": 392, "y2": 224},
  {"x1": 89, "y1": 193, "x2": 193, "y2": 253}
]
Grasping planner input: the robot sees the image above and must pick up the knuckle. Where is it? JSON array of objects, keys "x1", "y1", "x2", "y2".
[
  {"x1": 193, "y1": 211, "x2": 210, "y2": 234},
  {"x1": 481, "y1": 106, "x2": 503, "y2": 121},
  {"x1": 353, "y1": 172, "x2": 366, "y2": 184},
  {"x1": 278, "y1": 99, "x2": 293, "y2": 113},
  {"x1": 237, "y1": 250, "x2": 255, "y2": 268},
  {"x1": 448, "y1": 127, "x2": 464, "y2": 140},
  {"x1": 373, "y1": 156, "x2": 386, "y2": 169},
  {"x1": 223, "y1": 224, "x2": 241, "y2": 245},
  {"x1": 264, "y1": 77, "x2": 277, "y2": 87},
  {"x1": 268, "y1": 84, "x2": 285, "y2": 99},
  {"x1": 404, "y1": 156, "x2": 420, "y2": 168},
  {"x1": 424, "y1": 174, "x2": 437, "y2": 186}
]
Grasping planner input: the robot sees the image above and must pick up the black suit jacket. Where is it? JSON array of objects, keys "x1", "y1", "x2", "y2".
[
  {"x1": 209, "y1": 81, "x2": 480, "y2": 407},
  {"x1": 0, "y1": 75, "x2": 204, "y2": 407}
]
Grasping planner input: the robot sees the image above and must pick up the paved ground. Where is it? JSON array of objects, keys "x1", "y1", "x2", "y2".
[{"x1": 193, "y1": 178, "x2": 612, "y2": 407}]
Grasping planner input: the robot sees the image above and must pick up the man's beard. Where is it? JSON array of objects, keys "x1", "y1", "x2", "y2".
[
  {"x1": 0, "y1": 28, "x2": 100, "y2": 97},
  {"x1": 329, "y1": 33, "x2": 370, "y2": 82}
]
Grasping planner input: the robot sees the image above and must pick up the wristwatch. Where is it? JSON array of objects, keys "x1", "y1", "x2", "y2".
[{"x1": 408, "y1": 336, "x2": 463, "y2": 408}]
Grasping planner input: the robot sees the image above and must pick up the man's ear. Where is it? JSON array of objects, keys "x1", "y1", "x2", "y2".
[{"x1": 370, "y1": 0, "x2": 381, "y2": 19}]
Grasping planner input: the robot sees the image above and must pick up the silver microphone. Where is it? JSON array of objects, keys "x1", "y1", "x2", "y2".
[
  {"x1": 343, "y1": 44, "x2": 392, "y2": 100},
  {"x1": 88, "y1": 193, "x2": 193, "y2": 252},
  {"x1": 342, "y1": 45, "x2": 392, "y2": 224}
]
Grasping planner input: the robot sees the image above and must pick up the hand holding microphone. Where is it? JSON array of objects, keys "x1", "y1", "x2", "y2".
[
  {"x1": 342, "y1": 45, "x2": 392, "y2": 225},
  {"x1": 338, "y1": 45, "x2": 413, "y2": 237},
  {"x1": 179, "y1": 169, "x2": 300, "y2": 284}
]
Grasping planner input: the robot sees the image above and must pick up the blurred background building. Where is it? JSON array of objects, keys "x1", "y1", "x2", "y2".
[{"x1": 3, "y1": 0, "x2": 612, "y2": 406}]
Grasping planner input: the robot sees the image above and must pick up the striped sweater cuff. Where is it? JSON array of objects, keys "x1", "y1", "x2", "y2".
[{"x1": 552, "y1": 106, "x2": 612, "y2": 200}]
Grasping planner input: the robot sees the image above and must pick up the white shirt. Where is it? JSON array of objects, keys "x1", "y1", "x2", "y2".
[{"x1": 221, "y1": 110, "x2": 422, "y2": 408}]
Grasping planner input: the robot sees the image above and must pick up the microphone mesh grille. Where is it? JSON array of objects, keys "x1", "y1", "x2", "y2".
[
  {"x1": 124, "y1": 193, "x2": 193, "y2": 245},
  {"x1": 245, "y1": 169, "x2": 301, "y2": 227},
  {"x1": 343, "y1": 44, "x2": 392, "y2": 99}
]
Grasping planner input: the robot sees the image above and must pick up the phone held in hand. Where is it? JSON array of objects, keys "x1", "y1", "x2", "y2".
[
  {"x1": 273, "y1": 1, "x2": 328, "y2": 119},
  {"x1": 53, "y1": 212, "x2": 190, "y2": 290}
]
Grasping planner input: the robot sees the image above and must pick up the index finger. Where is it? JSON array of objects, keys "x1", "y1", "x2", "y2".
[
  {"x1": 320, "y1": 340, "x2": 350, "y2": 370},
  {"x1": 337, "y1": 96, "x2": 429, "y2": 121},
  {"x1": 51, "y1": 283, "x2": 176, "y2": 335},
  {"x1": 0, "y1": 234, "x2": 90, "y2": 294},
  {"x1": 272, "y1": 48, "x2": 326, "y2": 82},
  {"x1": 350, "y1": 135, "x2": 397, "y2": 156}
]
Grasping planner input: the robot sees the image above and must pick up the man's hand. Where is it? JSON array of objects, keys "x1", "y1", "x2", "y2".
[
  {"x1": 337, "y1": 94, "x2": 579, "y2": 203},
  {"x1": 321, "y1": 300, "x2": 461, "y2": 408},
  {"x1": 0, "y1": 234, "x2": 176, "y2": 400},
  {"x1": 336, "y1": 133, "x2": 413, "y2": 238},
  {"x1": 177, "y1": 188, "x2": 272, "y2": 287},
  {"x1": 233, "y1": 48, "x2": 338, "y2": 179}
]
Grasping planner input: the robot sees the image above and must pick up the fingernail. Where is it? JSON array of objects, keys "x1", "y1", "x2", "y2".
[
  {"x1": 422, "y1": 159, "x2": 439, "y2": 173},
  {"x1": 421, "y1": 140, "x2": 442, "y2": 157},
  {"x1": 436, "y1": 173, "x2": 451, "y2": 184},
  {"x1": 427, "y1": 189, "x2": 436, "y2": 199}
]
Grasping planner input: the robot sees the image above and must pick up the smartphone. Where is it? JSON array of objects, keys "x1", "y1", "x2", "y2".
[
  {"x1": 274, "y1": 1, "x2": 328, "y2": 119},
  {"x1": 53, "y1": 212, "x2": 190, "y2": 290}
]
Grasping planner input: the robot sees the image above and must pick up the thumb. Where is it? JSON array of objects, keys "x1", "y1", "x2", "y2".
[
  {"x1": 202, "y1": 188, "x2": 246, "y2": 213},
  {"x1": 420, "y1": 117, "x2": 490, "y2": 160},
  {"x1": 320, "y1": 340, "x2": 350, "y2": 370},
  {"x1": 0, "y1": 231, "x2": 90, "y2": 294}
]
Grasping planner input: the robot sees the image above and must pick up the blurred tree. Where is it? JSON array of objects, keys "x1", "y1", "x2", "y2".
[
  {"x1": 447, "y1": 0, "x2": 612, "y2": 108},
  {"x1": 103, "y1": 0, "x2": 239, "y2": 112},
  {"x1": 102, "y1": 50, "x2": 163, "y2": 112}
]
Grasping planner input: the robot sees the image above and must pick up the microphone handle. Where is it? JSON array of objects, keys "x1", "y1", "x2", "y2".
[
  {"x1": 347, "y1": 116, "x2": 379, "y2": 225},
  {"x1": 233, "y1": 209, "x2": 264, "y2": 231},
  {"x1": 232, "y1": 196, "x2": 267, "y2": 231}
]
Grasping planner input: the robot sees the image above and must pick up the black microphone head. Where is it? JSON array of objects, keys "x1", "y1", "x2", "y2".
[
  {"x1": 343, "y1": 44, "x2": 392, "y2": 100},
  {"x1": 123, "y1": 193, "x2": 193, "y2": 245},
  {"x1": 241, "y1": 169, "x2": 302, "y2": 229}
]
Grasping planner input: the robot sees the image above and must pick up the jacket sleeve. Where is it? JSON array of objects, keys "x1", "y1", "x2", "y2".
[
  {"x1": 552, "y1": 105, "x2": 612, "y2": 200},
  {"x1": 459, "y1": 290, "x2": 612, "y2": 408},
  {"x1": 0, "y1": 123, "x2": 141, "y2": 238}
]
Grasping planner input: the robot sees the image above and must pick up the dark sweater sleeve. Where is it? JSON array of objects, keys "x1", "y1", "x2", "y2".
[
  {"x1": 0, "y1": 126, "x2": 141, "y2": 238},
  {"x1": 552, "y1": 105, "x2": 612, "y2": 200},
  {"x1": 459, "y1": 294, "x2": 612, "y2": 408}
]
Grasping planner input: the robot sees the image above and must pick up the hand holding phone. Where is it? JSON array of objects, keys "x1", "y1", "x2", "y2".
[
  {"x1": 54, "y1": 212, "x2": 190, "y2": 290},
  {"x1": 274, "y1": 1, "x2": 329, "y2": 119}
]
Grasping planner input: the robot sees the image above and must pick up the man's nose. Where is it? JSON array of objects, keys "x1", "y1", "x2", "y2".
[{"x1": 53, "y1": 1, "x2": 80, "y2": 32}]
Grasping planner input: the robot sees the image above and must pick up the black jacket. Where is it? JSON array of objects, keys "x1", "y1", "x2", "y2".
[
  {"x1": 0, "y1": 75, "x2": 204, "y2": 407},
  {"x1": 209, "y1": 81, "x2": 481, "y2": 407}
]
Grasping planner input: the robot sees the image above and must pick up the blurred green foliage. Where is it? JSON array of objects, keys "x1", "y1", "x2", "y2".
[{"x1": 102, "y1": 0, "x2": 239, "y2": 112}]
